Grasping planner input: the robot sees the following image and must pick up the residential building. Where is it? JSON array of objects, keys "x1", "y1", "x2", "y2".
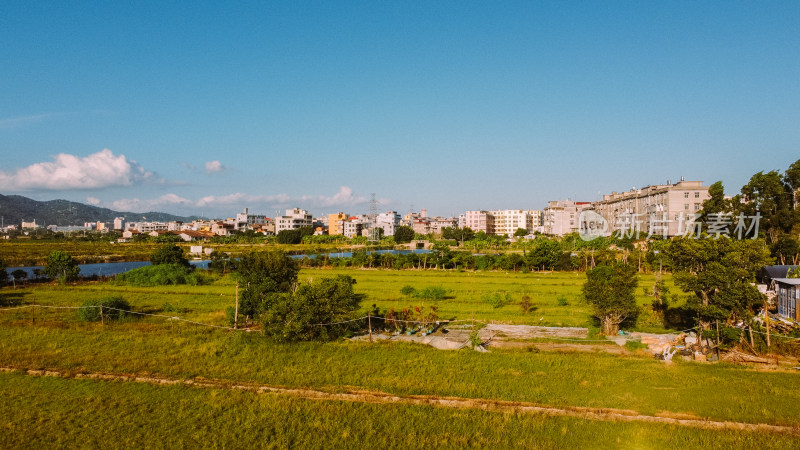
[
  {"x1": 276, "y1": 208, "x2": 312, "y2": 232},
  {"x1": 375, "y1": 211, "x2": 400, "y2": 237},
  {"x1": 342, "y1": 217, "x2": 363, "y2": 238},
  {"x1": 113, "y1": 217, "x2": 125, "y2": 230},
  {"x1": 591, "y1": 180, "x2": 711, "y2": 237},
  {"x1": 328, "y1": 212, "x2": 348, "y2": 235},
  {"x1": 542, "y1": 201, "x2": 591, "y2": 236},
  {"x1": 429, "y1": 217, "x2": 458, "y2": 234},
  {"x1": 464, "y1": 210, "x2": 495, "y2": 234},
  {"x1": 235, "y1": 208, "x2": 268, "y2": 230},
  {"x1": 491, "y1": 210, "x2": 542, "y2": 236}
]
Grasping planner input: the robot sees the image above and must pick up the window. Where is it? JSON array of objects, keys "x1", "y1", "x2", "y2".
[
  {"x1": 684, "y1": 204, "x2": 689, "y2": 210},
  {"x1": 694, "y1": 203, "x2": 700, "y2": 211},
  {"x1": 684, "y1": 192, "x2": 689, "y2": 198},
  {"x1": 695, "y1": 192, "x2": 700, "y2": 198}
]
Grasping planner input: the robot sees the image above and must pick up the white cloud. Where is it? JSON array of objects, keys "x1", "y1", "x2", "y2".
[
  {"x1": 0, "y1": 113, "x2": 56, "y2": 129},
  {"x1": 204, "y1": 160, "x2": 227, "y2": 174},
  {"x1": 86, "y1": 196, "x2": 101, "y2": 206},
  {"x1": 301, "y1": 186, "x2": 367, "y2": 208},
  {"x1": 110, "y1": 193, "x2": 192, "y2": 212},
  {"x1": 0, "y1": 149, "x2": 155, "y2": 191}
]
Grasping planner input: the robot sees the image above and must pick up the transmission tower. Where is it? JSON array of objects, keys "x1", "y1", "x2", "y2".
[{"x1": 369, "y1": 193, "x2": 378, "y2": 217}]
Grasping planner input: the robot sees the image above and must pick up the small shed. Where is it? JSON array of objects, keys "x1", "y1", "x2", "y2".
[{"x1": 772, "y1": 278, "x2": 800, "y2": 322}]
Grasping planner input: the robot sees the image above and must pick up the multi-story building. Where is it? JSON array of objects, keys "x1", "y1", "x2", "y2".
[
  {"x1": 464, "y1": 210, "x2": 495, "y2": 234},
  {"x1": 375, "y1": 211, "x2": 400, "y2": 237},
  {"x1": 276, "y1": 208, "x2": 313, "y2": 232},
  {"x1": 491, "y1": 210, "x2": 542, "y2": 236},
  {"x1": 429, "y1": 217, "x2": 458, "y2": 235},
  {"x1": 342, "y1": 217, "x2": 363, "y2": 238},
  {"x1": 235, "y1": 208, "x2": 268, "y2": 231},
  {"x1": 328, "y1": 212, "x2": 348, "y2": 235},
  {"x1": 113, "y1": 217, "x2": 125, "y2": 230},
  {"x1": 591, "y1": 180, "x2": 711, "y2": 237},
  {"x1": 542, "y1": 201, "x2": 592, "y2": 236}
]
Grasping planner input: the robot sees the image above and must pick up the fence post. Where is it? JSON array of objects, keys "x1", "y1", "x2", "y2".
[
  {"x1": 100, "y1": 305, "x2": 105, "y2": 326},
  {"x1": 368, "y1": 315, "x2": 373, "y2": 342},
  {"x1": 234, "y1": 283, "x2": 239, "y2": 330}
]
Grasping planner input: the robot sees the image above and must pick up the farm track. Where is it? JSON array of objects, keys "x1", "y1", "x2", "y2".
[{"x1": 3, "y1": 366, "x2": 799, "y2": 436}]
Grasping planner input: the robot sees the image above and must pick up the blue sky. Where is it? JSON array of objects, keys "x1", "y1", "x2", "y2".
[{"x1": 1, "y1": 2, "x2": 798, "y2": 219}]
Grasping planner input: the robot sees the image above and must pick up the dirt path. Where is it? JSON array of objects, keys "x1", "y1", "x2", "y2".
[{"x1": 2, "y1": 366, "x2": 798, "y2": 436}]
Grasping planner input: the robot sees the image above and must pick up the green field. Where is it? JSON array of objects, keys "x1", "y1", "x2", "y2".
[
  {"x1": 2, "y1": 371, "x2": 797, "y2": 449},
  {"x1": 1, "y1": 269, "x2": 798, "y2": 447}
]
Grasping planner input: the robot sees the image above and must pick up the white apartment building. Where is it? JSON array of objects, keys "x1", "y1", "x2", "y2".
[
  {"x1": 276, "y1": 208, "x2": 313, "y2": 232},
  {"x1": 375, "y1": 211, "x2": 400, "y2": 236},
  {"x1": 542, "y1": 201, "x2": 592, "y2": 236},
  {"x1": 235, "y1": 208, "x2": 268, "y2": 230},
  {"x1": 113, "y1": 217, "x2": 125, "y2": 230},
  {"x1": 491, "y1": 210, "x2": 542, "y2": 236}
]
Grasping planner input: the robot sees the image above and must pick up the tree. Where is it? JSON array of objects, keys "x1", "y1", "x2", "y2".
[
  {"x1": 583, "y1": 262, "x2": 639, "y2": 335},
  {"x1": 233, "y1": 250, "x2": 300, "y2": 318},
  {"x1": 0, "y1": 258, "x2": 8, "y2": 287},
  {"x1": 740, "y1": 170, "x2": 795, "y2": 242},
  {"x1": 10, "y1": 269, "x2": 27, "y2": 287},
  {"x1": 43, "y1": 251, "x2": 80, "y2": 284},
  {"x1": 150, "y1": 244, "x2": 191, "y2": 267},
  {"x1": 666, "y1": 237, "x2": 772, "y2": 332},
  {"x1": 700, "y1": 181, "x2": 730, "y2": 218},
  {"x1": 394, "y1": 226, "x2": 415, "y2": 244},
  {"x1": 261, "y1": 275, "x2": 361, "y2": 342},
  {"x1": 513, "y1": 228, "x2": 529, "y2": 238}
]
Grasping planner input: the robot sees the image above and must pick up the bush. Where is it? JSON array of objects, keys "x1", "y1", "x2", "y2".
[
  {"x1": 483, "y1": 292, "x2": 512, "y2": 309},
  {"x1": 557, "y1": 295, "x2": 569, "y2": 307},
  {"x1": 115, "y1": 264, "x2": 208, "y2": 286},
  {"x1": 400, "y1": 285, "x2": 417, "y2": 296},
  {"x1": 416, "y1": 286, "x2": 448, "y2": 300},
  {"x1": 78, "y1": 297, "x2": 131, "y2": 322}
]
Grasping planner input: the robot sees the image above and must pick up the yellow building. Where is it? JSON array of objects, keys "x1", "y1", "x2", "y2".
[{"x1": 328, "y1": 212, "x2": 348, "y2": 235}]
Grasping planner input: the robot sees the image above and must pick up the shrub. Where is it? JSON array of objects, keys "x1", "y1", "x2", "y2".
[
  {"x1": 520, "y1": 295, "x2": 532, "y2": 314},
  {"x1": 557, "y1": 295, "x2": 569, "y2": 307},
  {"x1": 483, "y1": 292, "x2": 512, "y2": 309},
  {"x1": 400, "y1": 285, "x2": 417, "y2": 297},
  {"x1": 78, "y1": 297, "x2": 131, "y2": 322},
  {"x1": 115, "y1": 264, "x2": 208, "y2": 286},
  {"x1": 415, "y1": 286, "x2": 448, "y2": 300}
]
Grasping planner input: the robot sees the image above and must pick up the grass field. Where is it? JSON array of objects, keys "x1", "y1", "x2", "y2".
[
  {"x1": 2, "y1": 371, "x2": 797, "y2": 449},
  {"x1": 1, "y1": 269, "x2": 798, "y2": 448}
]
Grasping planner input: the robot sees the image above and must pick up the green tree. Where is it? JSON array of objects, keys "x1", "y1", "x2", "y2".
[
  {"x1": 513, "y1": 228, "x2": 529, "y2": 237},
  {"x1": 527, "y1": 238, "x2": 562, "y2": 271},
  {"x1": 700, "y1": 181, "x2": 730, "y2": 218},
  {"x1": 788, "y1": 267, "x2": 800, "y2": 278},
  {"x1": 0, "y1": 258, "x2": 8, "y2": 287},
  {"x1": 740, "y1": 170, "x2": 795, "y2": 242},
  {"x1": 666, "y1": 237, "x2": 772, "y2": 332},
  {"x1": 583, "y1": 262, "x2": 639, "y2": 335},
  {"x1": 394, "y1": 226, "x2": 415, "y2": 244},
  {"x1": 233, "y1": 250, "x2": 300, "y2": 318},
  {"x1": 43, "y1": 251, "x2": 80, "y2": 284},
  {"x1": 261, "y1": 275, "x2": 361, "y2": 342},
  {"x1": 150, "y1": 244, "x2": 190, "y2": 267}
]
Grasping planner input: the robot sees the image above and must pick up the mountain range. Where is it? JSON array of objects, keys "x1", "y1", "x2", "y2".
[{"x1": 0, "y1": 194, "x2": 198, "y2": 227}]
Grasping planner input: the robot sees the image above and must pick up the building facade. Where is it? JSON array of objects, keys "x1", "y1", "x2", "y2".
[
  {"x1": 542, "y1": 201, "x2": 591, "y2": 236},
  {"x1": 591, "y1": 180, "x2": 711, "y2": 237},
  {"x1": 276, "y1": 208, "x2": 313, "y2": 232},
  {"x1": 774, "y1": 278, "x2": 800, "y2": 321}
]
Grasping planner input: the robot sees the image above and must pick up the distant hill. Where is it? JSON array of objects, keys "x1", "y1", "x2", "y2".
[{"x1": 0, "y1": 194, "x2": 200, "y2": 227}]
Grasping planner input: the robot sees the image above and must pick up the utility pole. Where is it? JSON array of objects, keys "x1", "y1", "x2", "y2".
[{"x1": 234, "y1": 283, "x2": 240, "y2": 329}]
